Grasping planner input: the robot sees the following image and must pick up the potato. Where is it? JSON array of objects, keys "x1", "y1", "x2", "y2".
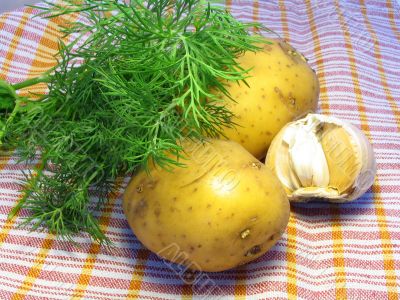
[
  {"x1": 218, "y1": 39, "x2": 319, "y2": 159},
  {"x1": 123, "y1": 139, "x2": 289, "y2": 272}
]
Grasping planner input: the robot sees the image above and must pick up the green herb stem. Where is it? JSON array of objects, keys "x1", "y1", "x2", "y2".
[{"x1": 12, "y1": 74, "x2": 51, "y2": 91}]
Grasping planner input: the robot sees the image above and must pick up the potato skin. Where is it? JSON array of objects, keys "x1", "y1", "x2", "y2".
[
  {"x1": 219, "y1": 39, "x2": 319, "y2": 159},
  {"x1": 123, "y1": 140, "x2": 289, "y2": 272}
]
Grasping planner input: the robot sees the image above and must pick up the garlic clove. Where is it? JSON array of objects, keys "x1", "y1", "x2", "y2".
[
  {"x1": 320, "y1": 123, "x2": 361, "y2": 195},
  {"x1": 287, "y1": 126, "x2": 330, "y2": 188},
  {"x1": 265, "y1": 113, "x2": 376, "y2": 202}
]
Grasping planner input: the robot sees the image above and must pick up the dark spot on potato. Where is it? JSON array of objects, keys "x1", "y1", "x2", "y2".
[
  {"x1": 136, "y1": 185, "x2": 144, "y2": 193},
  {"x1": 244, "y1": 107, "x2": 248, "y2": 112},
  {"x1": 257, "y1": 105, "x2": 262, "y2": 110},
  {"x1": 274, "y1": 87, "x2": 284, "y2": 100},
  {"x1": 261, "y1": 87, "x2": 265, "y2": 91},
  {"x1": 246, "y1": 187, "x2": 250, "y2": 192},
  {"x1": 188, "y1": 206, "x2": 193, "y2": 211},
  {"x1": 207, "y1": 203, "x2": 212, "y2": 208},
  {"x1": 189, "y1": 246, "x2": 195, "y2": 252},
  {"x1": 269, "y1": 234, "x2": 275, "y2": 241},
  {"x1": 197, "y1": 244, "x2": 202, "y2": 248},
  {"x1": 193, "y1": 187, "x2": 198, "y2": 193},
  {"x1": 142, "y1": 221, "x2": 147, "y2": 227},
  {"x1": 154, "y1": 207, "x2": 161, "y2": 218},
  {"x1": 208, "y1": 221, "x2": 212, "y2": 226},
  {"x1": 278, "y1": 61, "x2": 281, "y2": 65},
  {"x1": 157, "y1": 233, "x2": 162, "y2": 237},
  {"x1": 170, "y1": 206, "x2": 175, "y2": 212},
  {"x1": 133, "y1": 198, "x2": 148, "y2": 217},
  {"x1": 240, "y1": 139, "x2": 245, "y2": 143},
  {"x1": 268, "y1": 66, "x2": 271, "y2": 70},
  {"x1": 161, "y1": 242, "x2": 166, "y2": 247},
  {"x1": 244, "y1": 90, "x2": 248, "y2": 95},
  {"x1": 277, "y1": 118, "x2": 281, "y2": 122},
  {"x1": 172, "y1": 197, "x2": 177, "y2": 202},
  {"x1": 245, "y1": 245, "x2": 261, "y2": 256},
  {"x1": 251, "y1": 124, "x2": 255, "y2": 128},
  {"x1": 205, "y1": 259, "x2": 210, "y2": 263},
  {"x1": 126, "y1": 200, "x2": 134, "y2": 214},
  {"x1": 181, "y1": 234, "x2": 186, "y2": 239},
  {"x1": 285, "y1": 78, "x2": 289, "y2": 82},
  {"x1": 295, "y1": 73, "x2": 299, "y2": 77},
  {"x1": 231, "y1": 213, "x2": 235, "y2": 217},
  {"x1": 266, "y1": 131, "x2": 272, "y2": 136}
]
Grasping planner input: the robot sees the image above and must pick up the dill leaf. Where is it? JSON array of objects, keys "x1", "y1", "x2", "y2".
[{"x1": 1, "y1": 0, "x2": 269, "y2": 243}]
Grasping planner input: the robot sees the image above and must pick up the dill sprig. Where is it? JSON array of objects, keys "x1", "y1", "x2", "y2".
[{"x1": 0, "y1": 0, "x2": 268, "y2": 243}]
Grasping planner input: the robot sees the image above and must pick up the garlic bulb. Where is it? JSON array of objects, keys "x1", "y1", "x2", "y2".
[{"x1": 266, "y1": 114, "x2": 376, "y2": 202}]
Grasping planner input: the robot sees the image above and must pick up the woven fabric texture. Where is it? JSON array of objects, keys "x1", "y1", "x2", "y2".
[{"x1": 0, "y1": 1, "x2": 399, "y2": 299}]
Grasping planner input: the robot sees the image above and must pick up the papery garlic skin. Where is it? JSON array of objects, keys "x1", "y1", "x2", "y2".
[{"x1": 266, "y1": 114, "x2": 376, "y2": 202}]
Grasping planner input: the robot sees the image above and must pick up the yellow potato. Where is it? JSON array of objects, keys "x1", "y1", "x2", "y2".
[
  {"x1": 123, "y1": 139, "x2": 289, "y2": 272},
  {"x1": 219, "y1": 39, "x2": 319, "y2": 159}
]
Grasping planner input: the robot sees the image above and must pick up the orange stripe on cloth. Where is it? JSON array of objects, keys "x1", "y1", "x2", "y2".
[
  {"x1": 386, "y1": 0, "x2": 400, "y2": 42},
  {"x1": 10, "y1": 234, "x2": 55, "y2": 300},
  {"x1": 0, "y1": 8, "x2": 34, "y2": 77},
  {"x1": 71, "y1": 181, "x2": 123, "y2": 299},
  {"x1": 234, "y1": 271, "x2": 246, "y2": 300},
  {"x1": 359, "y1": 1, "x2": 400, "y2": 132},
  {"x1": 335, "y1": 1, "x2": 398, "y2": 299},
  {"x1": 20, "y1": 15, "x2": 65, "y2": 97},
  {"x1": 20, "y1": 10, "x2": 79, "y2": 98},
  {"x1": 126, "y1": 248, "x2": 151, "y2": 299},
  {"x1": 330, "y1": 206, "x2": 346, "y2": 297},
  {"x1": 286, "y1": 215, "x2": 298, "y2": 299},
  {"x1": 304, "y1": 1, "x2": 346, "y2": 298},
  {"x1": 278, "y1": 0, "x2": 289, "y2": 41},
  {"x1": 359, "y1": 1, "x2": 399, "y2": 297},
  {"x1": 303, "y1": 1, "x2": 330, "y2": 113},
  {"x1": 0, "y1": 12, "x2": 11, "y2": 45},
  {"x1": 0, "y1": 154, "x2": 15, "y2": 246},
  {"x1": 225, "y1": 0, "x2": 232, "y2": 11},
  {"x1": 277, "y1": 2, "x2": 297, "y2": 298},
  {"x1": 182, "y1": 283, "x2": 193, "y2": 300}
]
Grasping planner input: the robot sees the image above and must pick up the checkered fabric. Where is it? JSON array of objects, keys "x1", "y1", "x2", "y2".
[{"x1": 0, "y1": 1, "x2": 399, "y2": 299}]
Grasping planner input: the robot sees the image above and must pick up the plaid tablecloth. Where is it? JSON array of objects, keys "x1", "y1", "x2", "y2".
[{"x1": 1, "y1": 1, "x2": 399, "y2": 299}]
